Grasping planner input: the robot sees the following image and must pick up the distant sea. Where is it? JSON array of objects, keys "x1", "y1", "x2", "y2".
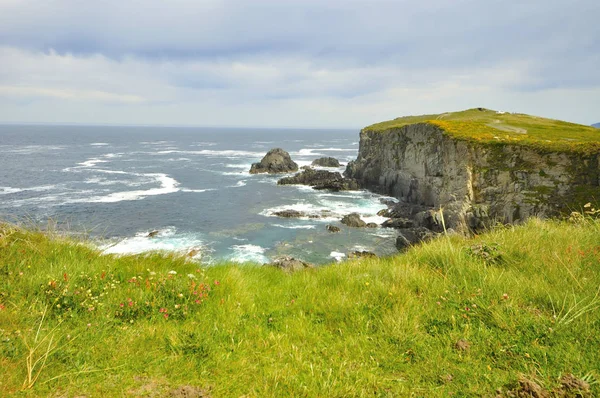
[{"x1": 0, "y1": 125, "x2": 398, "y2": 264}]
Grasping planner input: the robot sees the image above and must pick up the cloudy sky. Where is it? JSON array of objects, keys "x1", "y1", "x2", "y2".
[{"x1": 0, "y1": 0, "x2": 598, "y2": 128}]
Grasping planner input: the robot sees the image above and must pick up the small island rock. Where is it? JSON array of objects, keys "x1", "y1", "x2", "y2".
[
  {"x1": 249, "y1": 148, "x2": 298, "y2": 174},
  {"x1": 341, "y1": 213, "x2": 367, "y2": 228},
  {"x1": 311, "y1": 157, "x2": 341, "y2": 167},
  {"x1": 326, "y1": 225, "x2": 341, "y2": 233},
  {"x1": 278, "y1": 168, "x2": 360, "y2": 191}
]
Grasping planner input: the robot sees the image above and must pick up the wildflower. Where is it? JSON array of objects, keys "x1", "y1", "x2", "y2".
[
  {"x1": 187, "y1": 274, "x2": 196, "y2": 279},
  {"x1": 87, "y1": 323, "x2": 91, "y2": 328},
  {"x1": 436, "y1": 301, "x2": 441, "y2": 305},
  {"x1": 214, "y1": 280, "x2": 220, "y2": 285},
  {"x1": 178, "y1": 293, "x2": 184, "y2": 298},
  {"x1": 168, "y1": 270, "x2": 177, "y2": 275},
  {"x1": 502, "y1": 293, "x2": 509, "y2": 300},
  {"x1": 56, "y1": 304, "x2": 61, "y2": 308},
  {"x1": 163, "y1": 313, "x2": 169, "y2": 319},
  {"x1": 365, "y1": 282, "x2": 370, "y2": 286},
  {"x1": 175, "y1": 304, "x2": 180, "y2": 309},
  {"x1": 0, "y1": 304, "x2": 5, "y2": 311},
  {"x1": 119, "y1": 303, "x2": 124, "y2": 308}
]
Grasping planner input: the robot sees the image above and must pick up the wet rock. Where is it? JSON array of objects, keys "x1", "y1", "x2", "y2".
[
  {"x1": 341, "y1": 213, "x2": 367, "y2": 228},
  {"x1": 278, "y1": 168, "x2": 360, "y2": 191},
  {"x1": 312, "y1": 157, "x2": 341, "y2": 167},
  {"x1": 326, "y1": 225, "x2": 341, "y2": 233},
  {"x1": 267, "y1": 256, "x2": 314, "y2": 272},
  {"x1": 273, "y1": 210, "x2": 321, "y2": 219},
  {"x1": 348, "y1": 251, "x2": 377, "y2": 259},
  {"x1": 381, "y1": 218, "x2": 415, "y2": 229},
  {"x1": 395, "y1": 227, "x2": 437, "y2": 251},
  {"x1": 147, "y1": 230, "x2": 159, "y2": 238},
  {"x1": 366, "y1": 223, "x2": 378, "y2": 228},
  {"x1": 249, "y1": 148, "x2": 298, "y2": 174}
]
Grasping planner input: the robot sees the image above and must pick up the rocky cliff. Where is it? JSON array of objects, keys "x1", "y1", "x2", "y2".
[{"x1": 345, "y1": 109, "x2": 600, "y2": 231}]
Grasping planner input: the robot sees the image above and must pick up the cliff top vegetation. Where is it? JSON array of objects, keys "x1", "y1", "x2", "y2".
[{"x1": 365, "y1": 108, "x2": 600, "y2": 154}]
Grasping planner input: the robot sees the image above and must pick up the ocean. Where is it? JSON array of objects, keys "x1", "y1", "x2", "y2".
[{"x1": 0, "y1": 125, "x2": 398, "y2": 264}]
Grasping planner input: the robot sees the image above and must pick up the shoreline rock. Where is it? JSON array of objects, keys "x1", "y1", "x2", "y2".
[
  {"x1": 278, "y1": 168, "x2": 360, "y2": 191},
  {"x1": 267, "y1": 256, "x2": 314, "y2": 272},
  {"x1": 341, "y1": 213, "x2": 367, "y2": 228},
  {"x1": 249, "y1": 148, "x2": 298, "y2": 174},
  {"x1": 311, "y1": 157, "x2": 341, "y2": 167}
]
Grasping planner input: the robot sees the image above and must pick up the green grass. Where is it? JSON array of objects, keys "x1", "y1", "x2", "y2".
[
  {"x1": 1, "y1": 217, "x2": 600, "y2": 396},
  {"x1": 365, "y1": 108, "x2": 600, "y2": 154}
]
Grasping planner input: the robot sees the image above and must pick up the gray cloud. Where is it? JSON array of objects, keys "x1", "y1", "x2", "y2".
[{"x1": 0, "y1": 0, "x2": 598, "y2": 126}]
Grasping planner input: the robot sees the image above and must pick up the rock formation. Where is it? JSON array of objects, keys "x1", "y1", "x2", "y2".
[
  {"x1": 312, "y1": 157, "x2": 341, "y2": 167},
  {"x1": 267, "y1": 256, "x2": 314, "y2": 272},
  {"x1": 249, "y1": 148, "x2": 298, "y2": 174},
  {"x1": 278, "y1": 168, "x2": 360, "y2": 191},
  {"x1": 340, "y1": 213, "x2": 367, "y2": 227},
  {"x1": 346, "y1": 116, "x2": 600, "y2": 233}
]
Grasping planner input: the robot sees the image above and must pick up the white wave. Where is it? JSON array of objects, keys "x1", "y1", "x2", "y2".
[
  {"x1": 0, "y1": 185, "x2": 56, "y2": 195},
  {"x1": 68, "y1": 173, "x2": 180, "y2": 203},
  {"x1": 101, "y1": 228, "x2": 208, "y2": 257},
  {"x1": 330, "y1": 251, "x2": 346, "y2": 262},
  {"x1": 140, "y1": 141, "x2": 173, "y2": 145},
  {"x1": 102, "y1": 153, "x2": 122, "y2": 159},
  {"x1": 154, "y1": 149, "x2": 263, "y2": 158},
  {"x1": 225, "y1": 163, "x2": 252, "y2": 169},
  {"x1": 272, "y1": 224, "x2": 316, "y2": 230},
  {"x1": 77, "y1": 158, "x2": 109, "y2": 167},
  {"x1": 181, "y1": 188, "x2": 216, "y2": 193},
  {"x1": 90, "y1": 143, "x2": 109, "y2": 146},
  {"x1": 192, "y1": 142, "x2": 218, "y2": 147},
  {"x1": 229, "y1": 180, "x2": 247, "y2": 188},
  {"x1": 228, "y1": 244, "x2": 269, "y2": 264}
]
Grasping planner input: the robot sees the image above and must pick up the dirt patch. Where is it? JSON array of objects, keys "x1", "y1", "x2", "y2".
[
  {"x1": 498, "y1": 376, "x2": 549, "y2": 397},
  {"x1": 498, "y1": 374, "x2": 592, "y2": 398},
  {"x1": 168, "y1": 385, "x2": 211, "y2": 398},
  {"x1": 454, "y1": 339, "x2": 471, "y2": 352},
  {"x1": 555, "y1": 374, "x2": 591, "y2": 397}
]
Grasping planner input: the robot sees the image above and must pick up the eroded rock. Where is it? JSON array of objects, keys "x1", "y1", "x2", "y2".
[{"x1": 267, "y1": 256, "x2": 314, "y2": 272}]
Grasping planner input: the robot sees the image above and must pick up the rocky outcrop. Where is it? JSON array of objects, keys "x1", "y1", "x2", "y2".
[
  {"x1": 273, "y1": 210, "x2": 320, "y2": 219},
  {"x1": 312, "y1": 157, "x2": 341, "y2": 167},
  {"x1": 395, "y1": 227, "x2": 438, "y2": 251},
  {"x1": 346, "y1": 123, "x2": 600, "y2": 232},
  {"x1": 326, "y1": 225, "x2": 341, "y2": 233},
  {"x1": 250, "y1": 148, "x2": 298, "y2": 174},
  {"x1": 267, "y1": 256, "x2": 314, "y2": 272},
  {"x1": 278, "y1": 168, "x2": 360, "y2": 191},
  {"x1": 341, "y1": 213, "x2": 367, "y2": 227}
]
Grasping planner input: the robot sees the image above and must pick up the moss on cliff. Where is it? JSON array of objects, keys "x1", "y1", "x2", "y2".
[{"x1": 366, "y1": 108, "x2": 600, "y2": 155}]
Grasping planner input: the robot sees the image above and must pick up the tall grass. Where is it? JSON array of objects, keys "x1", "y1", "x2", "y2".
[{"x1": 1, "y1": 217, "x2": 599, "y2": 396}]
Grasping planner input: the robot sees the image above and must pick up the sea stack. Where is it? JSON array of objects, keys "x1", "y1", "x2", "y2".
[{"x1": 249, "y1": 148, "x2": 298, "y2": 174}]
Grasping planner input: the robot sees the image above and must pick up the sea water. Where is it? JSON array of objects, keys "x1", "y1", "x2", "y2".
[{"x1": 0, "y1": 125, "x2": 398, "y2": 264}]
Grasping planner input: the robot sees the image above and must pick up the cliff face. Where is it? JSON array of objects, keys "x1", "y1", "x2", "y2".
[{"x1": 345, "y1": 123, "x2": 600, "y2": 231}]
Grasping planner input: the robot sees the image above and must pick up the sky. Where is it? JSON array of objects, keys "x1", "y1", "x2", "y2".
[{"x1": 0, "y1": 0, "x2": 599, "y2": 128}]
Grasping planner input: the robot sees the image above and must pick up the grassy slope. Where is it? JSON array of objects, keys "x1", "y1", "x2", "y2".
[
  {"x1": 365, "y1": 108, "x2": 600, "y2": 154},
  {"x1": 1, "y1": 218, "x2": 600, "y2": 397}
]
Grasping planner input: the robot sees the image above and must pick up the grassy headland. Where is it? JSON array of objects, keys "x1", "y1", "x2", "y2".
[
  {"x1": 1, "y1": 215, "x2": 599, "y2": 396},
  {"x1": 365, "y1": 108, "x2": 600, "y2": 154}
]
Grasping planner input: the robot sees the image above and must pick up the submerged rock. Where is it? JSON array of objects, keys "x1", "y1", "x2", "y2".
[
  {"x1": 340, "y1": 213, "x2": 367, "y2": 228},
  {"x1": 273, "y1": 210, "x2": 321, "y2": 219},
  {"x1": 278, "y1": 168, "x2": 360, "y2": 191},
  {"x1": 267, "y1": 256, "x2": 314, "y2": 272},
  {"x1": 147, "y1": 230, "x2": 159, "y2": 238},
  {"x1": 249, "y1": 148, "x2": 298, "y2": 174},
  {"x1": 311, "y1": 157, "x2": 341, "y2": 167},
  {"x1": 326, "y1": 225, "x2": 341, "y2": 233}
]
